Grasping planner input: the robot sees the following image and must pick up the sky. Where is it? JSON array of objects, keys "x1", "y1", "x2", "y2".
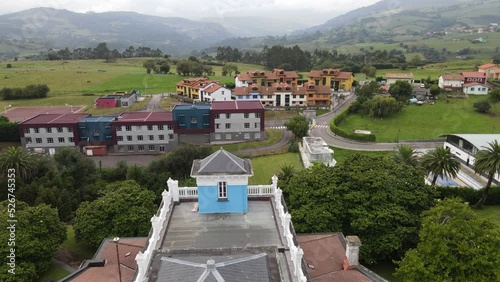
[{"x1": 0, "y1": 0, "x2": 381, "y2": 26}]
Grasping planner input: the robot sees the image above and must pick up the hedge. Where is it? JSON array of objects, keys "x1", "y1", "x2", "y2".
[
  {"x1": 329, "y1": 106, "x2": 376, "y2": 142},
  {"x1": 0, "y1": 121, "x2": 20, "y2": 142},
  {"x1": 434, "y1": 186, "x2": 500, "y2": 206}
]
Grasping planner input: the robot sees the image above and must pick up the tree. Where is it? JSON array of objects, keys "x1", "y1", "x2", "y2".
[
  {"x1": 0, "y1": 147, "x2": 37, "y2": 181},
  {"x1": 395, "y1": 198, "x2": 500, "y2": 281},
  {"x1": 429, "y1": 84, "x2": 440, "y2": 98},
  {"x1": 365, "y1": 95, "x2": 402, "y2": 118},
  {"x1": 389, "y1": 80, "x2": 413, "y2": 102},
  {"x1": 356, "y1": 81, "x2": 381, "y2": 99},
  {"x1": 284, "y1": 115, "x2": 309, "y2": 140},
  {"x1": 282, "y1": 156, "x2": 434, "y2": 264},
  {"x1": 176, "y1": 60, "x2": 191, "y2": 75},
  {"x1": 392, "y1": 144, "x2": 420, "y2": 168},
  {"x1": 73, "y1": 180, "x2": 157, "y2": 247},
  {"x1": 361, "y1": 65, "x2": 377, "y2": 78},
  {"x1": 6, "y1": 63, "x2": 12, "y2": 68},
  {"x1": 409, "y1": 55, "x2": 424, "y2": 67},
  {"x1": 493, "y1": 54, "x2": 500, "y2": 64},
  {"x1": 490, "y1": 88, "x2": 500, "y2": 102},
  {"x1": 421, "y1": 147, "x2": 460, "y2": 186},
  {"x1": 474, "y1": 140, "x2": 500, "y2": 207},
  {"x1": 0, "y1": 201, "x2": 66, "y2": 282},
  {"x1": 159, "y1": 62, "x2": 170, "y2": 74},
  {"x1": 222, "y1": 64, "x2": 239, "y2": 76},
  {"x1": 143, "y1": 60, "x2": 157, "y2": 74},
  {"x1": 473, "y1": 101, "x2": 491, "y2": 113},
  {"x1": 54, "y1": 147, "x2": 97, "y2": 186}
]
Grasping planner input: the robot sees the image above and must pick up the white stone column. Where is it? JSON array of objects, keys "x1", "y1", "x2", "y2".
[
  {"x1": 271, "y1": 175, "x2": 278, "y2": 191},
  {"x1": 345, "y1": 236, "x2": 362, "y2": 268},
  {"x1": 295, "y1": 247, "x2": 304, "y2": 280},
  {"x1": 167, "y1": 178, "x2": 179, "y2": 202}
]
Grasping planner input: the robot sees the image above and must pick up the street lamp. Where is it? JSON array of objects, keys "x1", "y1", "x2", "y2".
[
  {"x1": 4, "y1": 104, "x2": 12, "y2": 113},
  {"x1": 65, "y1": 103, "x2": 73, "y2": 113}
]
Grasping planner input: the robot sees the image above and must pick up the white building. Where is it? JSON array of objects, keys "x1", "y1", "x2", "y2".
[
  {"x1": 198, "y1": 83, "x2": 232, "y2": 102},
  {"x1": 386, "y1": 73, "x2": 414, "y2": 86},
  {"x1": 438, "y1": 74, "x2": 463, "y2": 89},
  {"x1": 463, "y1": 82, "x2": 490, "y2": 95},
  {"x1": 302, "y1": 137, "x2": 336, "y2": 167}
]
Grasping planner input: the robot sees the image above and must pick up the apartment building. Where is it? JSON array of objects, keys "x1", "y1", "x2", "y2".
[
  {"x1": 235, "y1": 68, "x2": 299, "y2": 87},
  {"x1": 308, "y1": 68, "x2": 355, "y2": 91},
  {"x1": 175, "y1": 77, "x2": 218, "y2": 100},
  {"x1": 210, "y1": 100, "x2": 265, "y2": 141}
]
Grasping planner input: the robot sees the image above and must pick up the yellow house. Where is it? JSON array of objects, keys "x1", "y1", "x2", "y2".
[
  {"x1": 175, "y1": 77, "x2": 218, "y2": 100},
  {"x1": 307, "y1": 69, "x2": 355, "y2": 91},
  {"x1": 478, "y1": 63, "x2": 500, "y2": 80}
]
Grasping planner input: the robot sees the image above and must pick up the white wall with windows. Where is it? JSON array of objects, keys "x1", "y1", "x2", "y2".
[{"x1": 22, "y1": 126, "x2": 76, "y2": 148}]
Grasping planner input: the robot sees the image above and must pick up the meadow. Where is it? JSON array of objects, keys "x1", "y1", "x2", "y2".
[{"x1": 337, "y1": 95, "x2": 500, "y2": 142}]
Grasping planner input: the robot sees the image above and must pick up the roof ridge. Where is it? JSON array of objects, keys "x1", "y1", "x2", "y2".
[{"x1": 222, "y1": 150, "x2": 245, "y2": 171}]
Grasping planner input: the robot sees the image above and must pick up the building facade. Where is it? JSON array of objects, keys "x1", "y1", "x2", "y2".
[
  {"x1": 478, "y1": 63, "x2": 500, "y2": 80},
  {"x1": 198, "y1": 83, "x2": 232, "y2": 102},
  {"x1": 308, "y1": 69, "x2": 355, "y2": 91},
  {"x1": 210, "y1": 101, "x2": 265, "y2": 142},
  {"x1": 438, "y1": 74, "x2": 464, "y2": 89},
  {"x1": 175, "y1": 77, "x2": 218, "y2": 100},
  {"x1": 460, "y1": 72, "x2": 487, "y2": 84},
  {"x1": 463, "y1": 82, "x2": 490, "y2": 95},
  {"x1": 233, "y1": 84, "x2": 331, "y2": 107},
  {"x1": 235, "y1": 69, "x2": 299, "y2": 87},
  {"x1": 386, "y1": 73, "x2": 414, "y2": 85}
]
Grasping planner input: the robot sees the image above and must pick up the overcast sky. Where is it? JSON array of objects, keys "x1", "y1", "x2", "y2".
[{"x1": 1, "y1": 0, "x2": 381, "y2": 25}]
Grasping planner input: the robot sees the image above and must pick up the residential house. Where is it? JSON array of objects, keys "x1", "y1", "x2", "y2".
[
  {"x1": 304, "y1": 82, "x2": 332, "y2": 106},
  {"x1": 386, "y1": 73, "x2": 414, "y2": 85},
  {"x1": 235, "y1": 68, "x2": 299, "y2": 87},
  {"x1": 176, "y1": 77, "x2": 218, "y2": 100},
  {"x1": 18, "y1": 113, "x2": 90, "y2": 155},
  {"x1": 463, "y1": 82, "x2": 490, "y2": 95},
  {"x1": 308, "y1": 68, "x2": 355, "y2": 91},
  {"x1": 198, "y1": 83, "x2": 231, "y2": 102},
  {"x1": 438, "y1": 74, "x2": 464, "y2": 90},
  {"x1": 95, "y1": 92, "x2": 137, "y2": 108},
  {"x1": 112, "y1": 112, "x2": 177, "y2": 154},
  {"x1": 478, "y1": 63, "x2": 500, "y2": 80},
  {"x1": 210, "y1": 100, "x2": 265, "y2": 142},
  {"x1": 460, "y1": 72, "x2": 487, "y2": 84}
]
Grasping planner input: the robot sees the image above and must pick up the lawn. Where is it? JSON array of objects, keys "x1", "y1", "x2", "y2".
[
  {"x1": 337, "y1": 95, "x2": 500, "y2": 142},
  {"x1": 473, "y1": 205, "x2": 500, "y2": 226},
  {"x1": 37, "y1": 264, "x2": 70, "y2": 282},
  {"x1": 217, "y1": 129, "x2": 282, "y2": 153},
  {"x1": 61, "y1": 225, "x2": 97, "y2": 261},
  {"x1": 249, "y1": 153, "x2": 303, "y2": 185},
  {"x1": 332, "y1": 146, "x2": 391, "y2": 164}
]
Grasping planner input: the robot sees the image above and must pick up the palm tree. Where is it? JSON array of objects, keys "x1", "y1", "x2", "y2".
[
  {"x1": 474, "y1": 140, "x2": 500, "y2": 208},
  {"x1": 277, "y1": 163, "x2": 296, "y2": 184},
  {"x1": 0, "y1": 147, "x2": 37, "y2": 181},
  {"x1": 392, "y1": 144, "x2": 420, "y2": 168},
  {"x1": 421, "y1": 146, "x2": 460, "y2": 186}
]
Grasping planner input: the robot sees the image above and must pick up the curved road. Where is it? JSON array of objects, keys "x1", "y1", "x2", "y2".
[{"x1": 310, "y1": 94, "x2": 443, "y2": 151}]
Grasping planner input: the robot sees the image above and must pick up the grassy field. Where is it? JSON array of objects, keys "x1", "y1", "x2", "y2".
[
  {"x1": 338, "y1": 95, "x2": 500, "y2": 142},
  {"x1": 332, "y1": 146, "x2": 391, "y2": 164},
  {"x1": 37, "y1": 264, "x2": 71, "y2": 282},
  {"x1": 473, "y1": 205, "x2": 500, "y2": 226},
  {"x1": 218, "y1": 129, "x2": 282, "y2": 153},
  {"x1": 0, "y1": 59, "x2": 261, "y2": 110},
  {"x1": 249, "y1": 153, "x2": 303, "y2": 185}
]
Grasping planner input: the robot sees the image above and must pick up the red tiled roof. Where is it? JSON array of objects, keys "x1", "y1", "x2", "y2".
[
  {"x1": 336, "y1": 72, "x2": 353, "y2": 80},
  {"x1": 236, "y1": 70, "x2": 299, "y2": 82},
  {"x1": 308, "y1": 69, "x2": 342, "y2": 78},
  {"x1": 478, "y1": 63, "x2": 498, "y2": 69},
  {"x1": 464, "y1": 82, "x2": 490, "y2": 87},
  {"x1": 460, "y1": 72, "x2": 486, "y2": 78},
  {"x1": 441, "y1": 74, "x2": 464, "y2": 80},
  {"x1": 233, "y1": 85, "x2": 310, "y2": 96},
  {"x1": 71, "y1": 238, "x2": 147, "y2": 282},
  {"x1": 116, "y1": 111, "x2": 173, "y2": 123},
  {"x1": 20, "y1": 113, "x2": 90, "y2": 125},
  {"x1": 386, "y1": 73, "x2": 413, "y2": 79},
  {"x1": 211, "y1": 101, "x2": 264, "y2": 110},
  {"x1": 176, "y1": 77, "x2": 218, "y2": 89},
  {"x1": 298, "y1": 233, "x2": 373, "y2": 282},
  {"x1": 236, "y1": 73, "x2": 253, "y2": 81},
  {"x1": 202, "y1": 84, "x2": 222, "y2": 93}
]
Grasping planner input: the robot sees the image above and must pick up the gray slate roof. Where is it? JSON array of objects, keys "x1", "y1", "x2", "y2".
[
  {"x1": 191, "y1": 148, "x2": 253, "y2": 176},
  {"x1": 156, "y1": 253, "x2": 270, "y2": 282}
]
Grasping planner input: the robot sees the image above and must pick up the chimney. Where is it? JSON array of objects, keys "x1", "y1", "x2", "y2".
[{"x1": 343, "y1": 236, "x2": 362, "y2": 270}]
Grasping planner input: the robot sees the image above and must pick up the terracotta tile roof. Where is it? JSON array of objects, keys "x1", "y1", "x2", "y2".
[
  {"x1": 70, "y1": 237, "x2": 147, "y2": 282},
  {"x1": 298, "y1": 233, "x2": 373, "y2": 282},
  {"x1": 460, "y1": 72, "x2": 486, "y2": 78},
  {"x1": 464, "y1": 82, "x2": 490, "y2": 87},
  {"x1": 176, "y1": 77, "x2": 218, "y2": 89},
  {"x1": 236, "y1": 73, "x2": 253, "y2": 81},
  {"x1": 386, "y1": 73, "x2": 413, "y2": 79},
  {"x1": 336, "y1": 72, "x2": 353, "y2": 80},
  {"x1": 202, "y1": 84, "x2": 222, "y2": 93},
  {"x1": 304, "y1": 83, "x2": 331, "y2": 94},
  {"x1": 478, "y1": 63, "x2": 498, "y2": 69},
  {"x1": 233, "y1": 84, "x2": 310, "y2": 96},
  {"x1": 308, "y1": 69, "x2": 343, "y2": 78},
  {"x1": 441, "y1": 74, "x2": 464, "y2": 80},
  {"x1": 236, "y1": 70, "x2": 299, "y2": 82}
]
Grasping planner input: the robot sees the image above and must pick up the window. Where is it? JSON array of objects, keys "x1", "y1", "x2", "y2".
[
  {"x1": 136, "y1": 125, "x2": 142, "y2": 130},
  {"x1": 214, "y1": 113, "x2": 220, "y2": 119},
  {"x1": 149, "y1": 145, "x2": 155, "y2": 151},
  {"x1": 471, "y1": 87, "x2": 475, "y2": 91},
  {"x1": 69, "y1": 137, "x2": 74, "y2": 143},
  {"x1": 128, "y1": 145, "x2": 134, "y2": 152},
  {"x1": 46, "y1": 128, "x2": 52, "y2": 133},
  {"x1": 222, "y1": 91, "x2": 225, "y2": 95},
  {"x1": 268, "y1": 95, "x2": 272, "y2": 99},
  {"x1": 300, "y1": 95, "x2": 305, "y2": 99},
  {"x1": 116, "y1": 126, "x2": 122, "y2": 131},
  {"x1": 57, "y1": 127, "x2": 63, "y2": 133},
  {"x1": 149, "y1": 135, "x2": 154, "y2": 141},
  {"x1": 92, "y1": 129, "x2": 100, "y2": 136},
  {"x1": 218, "y1": 182, "x2": 227, "y2": 199},
  {"x1": 117, "y1": 146, "x2": 124, "y2": 152},
  {"x1": 226, "y1": 133, "x2": 232, "y2": 140},
  {"x1": 255, "y1": 133, "x2": 261, "y2": 139},
  {"x1": 216, "y1": 123, "x2": 220, "y2": 129},
  {"x1": 58, "y1": 137, "x2": 65, "y2": 143},
  {"x1": 254, "y1": 122, "x2": 259, "y2": 128},
  {"x1": 191, "y1": 117, "x2": 197, "y2": 123},
  {"x1": 127, "y1": 136, "x2": 133, "y2": 141},
  {"x1": 159, "y1": 145, "x2": 165, "y2": 152},
  {"x1": 244, "y1": 133, "x2": 250, "y2": 139},
  {"x1": 293, "y1": 95, "x2": 297, "y2": 99},
  {"x1": 24, "y1": 128, "x2": 30, "y2": 134},
  {"x1": 158, "y1": 125, "x2": 164, "y2": 130},
  {"x1": 244, "y1": 123, "x2": 250, "y2": 128},
  {"x1": 138, "y1": 145, "x2": 145, "y2": 151},
  {"x1": 255, "y1": 113, "x2": 261, "y2": 118},
  {"x1": 244, "y1": 113, "x2": 249, "y2": 118},
  {"x1": 34, "y1": 128, "x2": 40, "y2": 133},
  {"x1": 138, "y1": 135, "x2": 144, "y2": 141},
  {"x1": 159, "y1": 135, "x2": 165, "y2": 140},
  {"x1": 168, "y1": 134, "x2": 174, "y2": 140},
  {"x1": 36, "y1": 138, "x2": 42, "y2": 144},
  {"x1": 215, "y1": 134, "x2": 221, "y2": 140},
  {"x1": 226, "y1": 113, "x2": 230, "y2": 119},
  {"x1": 26, "y1": 137, "x2": 32, "y2": 143},
  {"x1": 117, "y1": 136, "x2": 124, "y2": 141},
  {"x1": 47, "y1": 137, "x2": 54, "y2": 143},
  {"x1": 225, "y1": 123, "x2": 231, "y2": 129},
  {"x1": 125, "y1": 126, "x2": 132, "y2": 131},
  {"x1": 167, "y1": 125, "x2": 173, "y2": 130},
  {"x1": 147, "y1": 125, "x2": 153, "y2": 131}
]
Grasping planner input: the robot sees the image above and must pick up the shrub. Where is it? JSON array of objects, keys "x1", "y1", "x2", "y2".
[
  {"x1": 288, "y1": 140, "x2": 299, "y2": 153},
  {"x1": 434, "y1": 186, "x2": 500, "y2": 205},
  {"x1": 6, "y1": 63, "x2": 12, "y2": 68},
  {"x1": 473, "y1": 101, "x2": 491, "y2": 113}
]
